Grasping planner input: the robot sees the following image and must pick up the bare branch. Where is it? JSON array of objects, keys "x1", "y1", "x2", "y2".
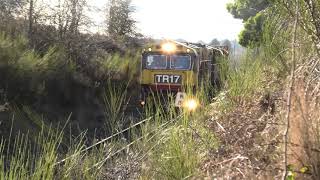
[{"x1": 283, "y1": 0, "x2": 299, "y2": 179}]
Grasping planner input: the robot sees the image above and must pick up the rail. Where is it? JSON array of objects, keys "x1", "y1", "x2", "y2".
[
  {"x1": 55, "y1": 114, "x2": 182, "y2": 167},
  {"x1": 85, "y1": 114, "x2": 181, "y2": 171},
  {"x1": 55, "y1": 116, "x2": 152, "y2": 165}
]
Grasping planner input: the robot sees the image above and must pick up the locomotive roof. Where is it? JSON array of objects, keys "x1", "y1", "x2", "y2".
[{"x1": 143, "y1": 40, "x2": 229, "y2": 56}]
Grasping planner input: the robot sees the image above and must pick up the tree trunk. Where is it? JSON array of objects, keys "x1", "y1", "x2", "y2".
[{"x1": 28, "y1": 0, "x2": 34, "y2": 46}]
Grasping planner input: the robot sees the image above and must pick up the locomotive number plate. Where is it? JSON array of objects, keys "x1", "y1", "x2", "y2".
[{"x1": 154, "y1": 74, "x2": 182, "y2": 84}]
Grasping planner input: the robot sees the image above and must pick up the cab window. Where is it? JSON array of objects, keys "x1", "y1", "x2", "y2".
[
  {"x1": 146, "y1": 55, "x2": 167, "y2": 69},
  {"x1": 170, "y1": 55, "x2": 191, "y2": 70}
]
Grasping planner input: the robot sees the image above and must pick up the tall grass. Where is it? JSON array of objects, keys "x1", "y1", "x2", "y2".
[
  {"x1": 103, "y1": 79, "x2": 130, "y2": 133},
  {"x1": 0, "y1": 127, "x2": 62, "y2": 179},
  {"x1": 139, "y1": 81, "x2": 219, "y2": 179},
  {"x1": 0, "y1": 115, "x2": 109, "y2": 179},
  {"x1": 216, "y1": 51, "x2": 265, "y2": 108},
  {"x1": 149, "y1": 126, "x2": 199, "y2": 179}
]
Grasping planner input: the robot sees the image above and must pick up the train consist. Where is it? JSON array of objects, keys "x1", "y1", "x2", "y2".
[{"x1": 139, "y1": 40, "x2": 228, "y2": 111}]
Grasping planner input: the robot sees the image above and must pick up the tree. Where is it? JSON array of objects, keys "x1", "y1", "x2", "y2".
[
  {"x1": 0, "y1": 0, "x2": 25, "y2": 17},
  {"x1": 226, "y1": 0, "x2": 270, "y2": 21},
  {"x1": 49, "y1": 0, "x2": 89, "y2": 40},
  {"x1": 106, "y1": 0, "x2": 136, "y2": 40},
  {"x1": 221, "y1": 39, "x2": 232, "y2": 51},
  {"x1": 227, "y1": 0, "x2": 270, "y2": 47},
  {"x1": 197, "y1": 40, "x2": 207, "y2": 44},
  {"x1": 28, "y1": 0, "x2": 34, "y2": 43},
  {"x1": 0, "y1": 0, "x2": 26, "y2": 33},
  {"x1": 209, "y1": 38, "x2": 220, "y2": 46},
  {"x1": 238, "y1": 13, "x2": 264, "y2": 47}
]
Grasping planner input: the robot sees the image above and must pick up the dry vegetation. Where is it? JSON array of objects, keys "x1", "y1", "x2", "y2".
[
  {"x1": 1, "y1": 0, "x2": 320, "y2": 179},
  {"x1": 197, "y1": 1, "x2": 320, "y2": 179}
]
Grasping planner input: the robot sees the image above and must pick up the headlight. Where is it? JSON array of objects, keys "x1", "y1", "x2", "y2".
[
  {"x1": 183, "y1": 99, "x2": 199, "y2": 111},
  {"x1": 162, "y1": 42, "x2": 176, "y2": 53}
]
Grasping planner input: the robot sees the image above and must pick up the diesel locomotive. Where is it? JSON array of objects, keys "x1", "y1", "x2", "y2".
[{"x1": 139, "y1": 40, "x2": 228, "y2": 111}]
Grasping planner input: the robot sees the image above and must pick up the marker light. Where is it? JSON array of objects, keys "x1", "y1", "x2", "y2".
[
  {"x1": 162, "y1": 42, "x2": 176, "y2": 53},
  {"x1": 148, "y1": 48, "x2": 152, "y2": 51},
  {"x1": 183, "y1": 99, "x2": 199, "y2": 111}
]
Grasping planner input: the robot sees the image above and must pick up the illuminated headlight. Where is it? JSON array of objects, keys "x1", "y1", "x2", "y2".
[
  {"x1": 183, "y1": 99, "x2": 199, "y2": 111},
  {"x1": 162, "y1": 42, "x2": 176, "y2": 53}
]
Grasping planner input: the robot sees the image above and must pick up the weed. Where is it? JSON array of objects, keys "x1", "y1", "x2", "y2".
[{"x1": 103, "y1": 79, "x2": 130, "y2": 133}]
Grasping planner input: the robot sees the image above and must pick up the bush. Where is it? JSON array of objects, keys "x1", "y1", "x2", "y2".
[{"x1": 0, "y1": 33, "x2": 75, "y2": 102}]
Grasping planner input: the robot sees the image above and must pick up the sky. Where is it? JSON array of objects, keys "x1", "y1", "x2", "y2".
[{"x1": 88, "y1": 0, "x2": 244, "y2": 43}]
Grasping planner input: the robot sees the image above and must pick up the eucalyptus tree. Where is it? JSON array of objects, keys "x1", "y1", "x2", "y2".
[{"x1": 106, "y1": 0, "x2": 136, "y2": 41}]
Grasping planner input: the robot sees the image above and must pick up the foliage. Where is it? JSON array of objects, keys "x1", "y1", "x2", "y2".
[
  {"x1": 0, "y1": 0, "x2": 25, "y2": 17},
  {"x1": 220, "y1": 39, "x2": 232, "y2": 51},
  {"x1": 0, "y1": 33, "x2": 76, "y2": 102},
  {"x1": 50, "y1": 0, "x2": 89, "y2": 36},
  {"x1": 227, "y1": 0, "x2": 270, "y2": 47},
  {"x1": 147, "y1": 126, "x2": 199, "y2": 179},
  {"x1": 107, "y1": 0, "x2": 137, "y2": 41},
  {"x1": 100, "y1": 52, "x2": 141, "y2": 80},
  {"x1": 209, "y1": 38, "x2": 220, "y2": 46},
  {"x1": 293, "y1": 0, "x2": 320, "y2": 54},
  {"x1": 139, "y1": 82, "x2": 218, "y2": 179},
  {"x1": 218, "y1": 51, "x2": 265, "y2": 107},
  {"x1": 0, "y1": 118, "x2": 107, "y2": 179},
  {"x1": 238, "y1": 13, "x2": 264, "y2": 47},
  {"x1": 261, "y1": 0, "x2": 320, "y2": 74},
  {"x1": 103, "y1": 79, "x2": 129, "y2": 133},
  {"x1": 232, "y1": 1, "x2": 320, "y2": 178},
  {"x1": 226, "y1": 0, "x2": 270, "y2": 21}
]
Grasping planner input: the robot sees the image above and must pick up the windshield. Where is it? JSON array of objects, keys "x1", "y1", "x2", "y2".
[
  {"x1": 146, "y1": 55, "x2": 167, "y2": 69},
  {"x1": 170, "y1": 55, "x2": 191, "y2": 70}
]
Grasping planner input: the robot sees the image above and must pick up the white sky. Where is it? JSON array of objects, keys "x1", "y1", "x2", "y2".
[{"x1": 88, "y1": 0, "x2": 244, "y2": 43}]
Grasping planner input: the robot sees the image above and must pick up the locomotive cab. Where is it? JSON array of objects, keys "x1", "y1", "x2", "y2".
[{"x1": 139, "y1": 40, "x2": 228, "y2": 111}]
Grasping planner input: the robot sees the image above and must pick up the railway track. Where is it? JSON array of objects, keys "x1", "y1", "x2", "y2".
[{"x1": 55, "y1": 113, "x2": 183, "y2": 169}]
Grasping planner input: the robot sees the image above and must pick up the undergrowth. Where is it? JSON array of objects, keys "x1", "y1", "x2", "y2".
[
  {"x1": 139, "y1": 83, "x2": 219, "y2": 179},
  {"x1": 0, "y1": 114, "x2": 114, "y2": 179},
  {"x1": 214, "y1": 51, "x2": 270, "y2": 114},
  {"x1": 0, "y1": 31, "x2": 290, "y2": 179}
]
